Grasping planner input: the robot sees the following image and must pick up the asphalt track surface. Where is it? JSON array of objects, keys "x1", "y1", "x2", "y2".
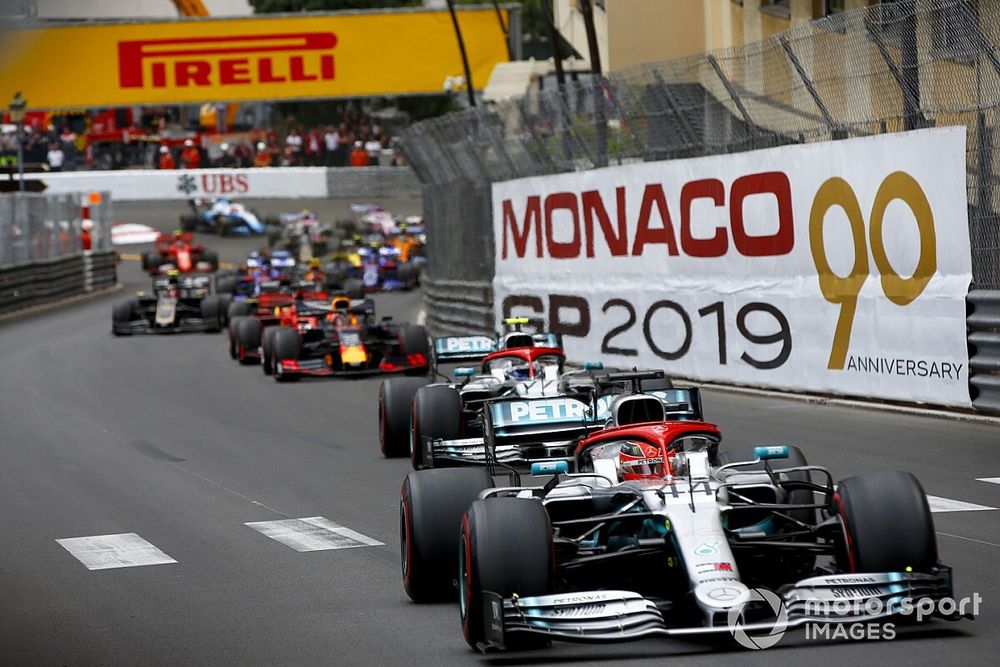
[{"x1": 0, "y1": 198, "x2": 998, "y2": 666}]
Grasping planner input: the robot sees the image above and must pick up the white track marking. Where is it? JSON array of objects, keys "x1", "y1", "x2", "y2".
[
  {"x1": 976, "y1": 477, "x2": 1000, "y2": 485},
  {"x1": 937, "y1": 531, "x2": 1000, "y2": 549},
  {"x1": 415, "y1": 307, "x2": 426, "y2": 326},
  {"x1": 926, "y1": 496, "x2": 997, "y2": 513},
  {"x1": 246, "y1": 517, "x2": 384, "y2": 552},
  {"x1": 56, "y1": 533, "x2": 177, "y2": 570}
]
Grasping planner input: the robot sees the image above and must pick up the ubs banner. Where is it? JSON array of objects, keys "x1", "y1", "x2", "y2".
[
  {"x1": 0, "y1": 8, "x2": 508, "y2": 108},
  {"x1": 493, "y1": 128, "x2": 973, "y2": 407}
]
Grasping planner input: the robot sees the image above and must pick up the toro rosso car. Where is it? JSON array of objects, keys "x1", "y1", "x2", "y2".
[
  {"x1": 399, "y1": 372, "x2": 968, "y2": 652},
  {"x1": 180, "y1": 198, "x2": 267, "y2": 235},
  {"x1": 112, "y1": 272, "x2": 223, "y2": 335},
  {"x1": 141, "y1": 231, "x2": 219, "y2": 276}
]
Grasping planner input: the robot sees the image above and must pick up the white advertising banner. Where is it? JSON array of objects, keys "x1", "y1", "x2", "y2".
[
  {"x1": 493, "y1": 127, "x2": 973, "y2": 407},
  {"x1": 30, "y1": 167, "x2": 328, "y2": 201}
]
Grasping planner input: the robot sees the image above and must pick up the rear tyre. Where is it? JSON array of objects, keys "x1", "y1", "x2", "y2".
[
  {"x1": 834, "y1": 471, "x2": 937, "y2": 573},
  {"x1": 261, "y1": 326, "x2": 279, "y2": 375},
  {"x1": 397, "y1": 324, "x2": 430, "y2": 375},
  {"x1": 227, "y1": 300, "x2": 252, "y2": 321},
  {"x1": 144, "y1": 251, "x2": 163, "y2": 276},
  {"x1": 343, "y1": 278, "x2": 365, "y2": 300},
  {"x1": 272, "y1": 327, "x2": 302, "y2": 382},
  {"x1": 410, "y1": 385, "x2": 462, "y2": 470},
  {"x1": 397, "y1": 262, "x2": 416, "y2": 290},
  {"x1": 227, "y1": 315, "x2": 246, "y2": 359},
  {"x1": 202, "y1": 250, "x2": 220, "y2": 272},
  {"x1": 461, "y1": 498, "x2": 552, "y2": 650},
  {"x1": 200, "y1": 295, "x2": 222, "y2": 332},
  {"x1": 179, "y1": 213, "x2": 198, "y2": 232},
  {"x1": 217, "y1": 294, "x2": 232, "y2": 326},
  {"x1": 399, "y1": 469, "x2": 494, "y2": 603},
  {"x1": 380, "y1": 377, "x2": 430, "y2": 457},
  {"x1": 236, "y1": 317, "x2": 262, "y2": 365}
]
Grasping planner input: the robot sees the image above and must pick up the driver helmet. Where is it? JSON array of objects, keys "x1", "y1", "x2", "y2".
[
  {"x1": 173, "y1": 229, "x2": 183, "y2": 238},
  {"x1": 507, "y1": 359, "x2": 539, "y2": 381},
  {"x1": 308, "y1": 257, "x2": 321, "y2": 270},
  {"x1": 217, "y1": 197, "x2": 231, "y2": 206},
  {"x1": 618, "y1": 441, "x2": 670, "y2": 481},
  {"x1": 167, "y1": 268, "x2": 180, "y2": 286}
]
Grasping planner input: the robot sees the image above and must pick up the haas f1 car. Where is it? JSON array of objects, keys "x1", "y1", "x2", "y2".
[
  {"x1": 112, "y1": 273, "x2": 224, "y2": 335},
  {"x1": 399, "y1": 372, "x2": 969, "y2": 652}
]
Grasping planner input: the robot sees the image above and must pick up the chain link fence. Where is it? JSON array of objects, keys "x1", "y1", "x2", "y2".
[
  {"x1": 0, "y1": 191, "x2": 113, "y2": 267},
  {"x1": 404, "y1": 0, "x2": 1000, "y2": 292}
]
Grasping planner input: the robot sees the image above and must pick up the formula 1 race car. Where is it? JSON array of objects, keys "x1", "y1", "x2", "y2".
[
  {"x1": 180, "y1": 198, "x2": 267, "y2": 235},
  {"x1": 141, "y1": 231, "x2": 219, "y2": 276},
  {"x1": 399, "y1": 372, "x2": 968, "y2": 652},
  {"x1": 265, "y1": 209, "x2": 336, "y2": 260},
  {"x1": 327, "y1": 238, "x2": 419, "y2": 292},
  {"x1": 112, "y1": 272, "x2": 224, "y2": 335},
  {"x1": 262, "y1": 297, "x2": 430, "y2": 381}
]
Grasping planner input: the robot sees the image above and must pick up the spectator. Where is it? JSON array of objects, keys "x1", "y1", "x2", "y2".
[
  {"x1": 181, "y1": 139, "x2": 201, "y2": 169},
  {"x1": 323, "y1": 125, "x2": 340, "y2": 166},
  {"x1": 253, "y1": 141, "x2": 272, "y2": 167},
  {"x1": 349, "y1": 141, "x2": 369, "y2": 167},
  {"x1": 46, "y1": 143, "x2": 65, "y2": 172},
  {"x1": 233, "y1": 141, "x2": 252, "y2": 168},
  {"x1": 216, "y1": 142, "x2": 237, "y2": 168},
  {"x1": 365, "y1": 134, "x2": 382, "y2": 163},
  {"x1": 285, "y1": 128, "x2": 303, "y2": 159},
  {"x1": 305, "y1": 128, "x2": 321, "y2": 166},
  {"x1": 159, "y1": 145, "x2": 176, "y2": 170}
]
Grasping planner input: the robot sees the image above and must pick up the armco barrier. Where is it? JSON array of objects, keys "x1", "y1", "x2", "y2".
[
  {"x1": 422, "y1": 278, "x2": 493, "y2": 336},
  {"x1": 968, "y1": 291, "x2": 1000, "y2": 412},
  {"x1": 0, "y1": 250, "x2": 116, "y2": 316}
]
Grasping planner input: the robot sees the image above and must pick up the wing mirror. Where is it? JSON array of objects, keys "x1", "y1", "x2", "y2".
[
  {"x1": 753, "y1": 445, "x2": 790, "y2": 461},
  {"x1": 583, "y1": 361, "x2": 604, "y2": 370},
  {"x1": 454, "y1": 367, "x2": 476, "y2": 378},
  {"x1": 531, "y1": 461, "x2": 569, "y2": 476}
]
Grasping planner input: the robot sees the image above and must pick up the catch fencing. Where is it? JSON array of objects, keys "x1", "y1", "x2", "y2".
[
  {"x1": 0, "y1": 191, "x2": 116, "y2": 315},
  {"x1": 404, "y1": 0, "x2": 1000, "y2": 411}
]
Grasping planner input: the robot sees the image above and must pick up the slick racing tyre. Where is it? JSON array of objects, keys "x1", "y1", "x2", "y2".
[
  {"x1": 396, "y1": 262, "x2": 417, "y2": 290},
  {"x1": 397, "y1": 324, "x2": 429, "y2": 375},
  {"x1": 227, "y1": 300, "x2": 252, "y2": 322},
  {"x1": 272, "y1": 327, "x2": 302, "y2": 382},
  {"x1": 399, "y1": 468, "x2": 494, "y2": 603},
  {"x1": 217, "y1": 294, "x2": 232, "y2": 326},
  {"x1": 460, "y1": 498, "x2": 552, "y2": 650},
  {"x1": 343, "y1": 278, "x2": 365, "y2": 300},
  {"x1": 261, "y1": 326, "x2": 279, "y2": 375},
  {"x1": 215, "y1": 274, "x2": 236, "y2": 295},
  {"x1": 179, "y1": 213, "x2": 198, "y2": 232},
  {"x1": 834, "y1": 471, "x2": 937, "y2": 573},
  {"x1": 379, "y1": 377, "x2": 430, "y2": 458},
  {"x1": 144, "y1": 251, "x2": 163, "y2": 276},
  {"x1": 236, "y1": 317, "x2": 262, "y2": 364},
  {"x1": 227, "y1": 315, "x2": 246, "y2": 359},
  {"x1": 111, "y1": 298, "x2": 137, "y2": 335},
  {"x1": 199, "y1": 295, "x2": 222, "y2": 332},
  {"x1": 410, "y1": 385, "x2": 462, "y2": 470},
  {"x1": 202, "y1": 250, "x2": 220, "y2": 272}
]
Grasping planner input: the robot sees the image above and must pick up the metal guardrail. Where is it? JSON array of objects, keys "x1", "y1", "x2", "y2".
[
  {"x1": 0, "y1": 250, "x2": 116, "y2": 316},
  {"x1": 422, "y1": 278, "x2": 493, "y2": 336},
  {"x1": 968, "y1": 290, "x2": 1000, "y2": 412},
  {"x1": 1, "y1": 191, "x2": 113, "y2": 267}
]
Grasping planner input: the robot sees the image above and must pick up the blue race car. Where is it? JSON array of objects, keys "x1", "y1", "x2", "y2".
[{"x1": 180, "y1": 198, "x2": 268, "y2": 236}]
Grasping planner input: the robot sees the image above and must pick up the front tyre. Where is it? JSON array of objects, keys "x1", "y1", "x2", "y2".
[
  {"x1": 399, "y1": 469, "x2": 493, "y2": 603},
  {"x1": 834, "y1": 471, "x2": 937, "y2": 573},
  {"x1": 460, "y1": 498, "x2": 552, "y2": 650}
]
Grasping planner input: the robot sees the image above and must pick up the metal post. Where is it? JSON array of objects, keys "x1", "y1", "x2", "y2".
[
  {"x1": 16, "y1": 123, "x2": 25, "y2": 193},
  {"x1": 445, "y1": 0, "x2": 477, "y2": 108},
  {"x1": 779, "y1": 36, "x2": 838, "y2": 136},
  {"x1": 706, "y1": 54, "x2": 757, "y2": 133},
  {"x1": 578, "y1": 0, "x2": 607, "y2": 167}
]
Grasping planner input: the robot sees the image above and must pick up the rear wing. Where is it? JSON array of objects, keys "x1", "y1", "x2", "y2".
[
  {"x1": 485, "y1": 396, "x2": 598, "y2": 441},
  {"x1": 152, "y1": 274, "x2": 211, "y2": 299},
  {"x1": 594, "y1": 387, "x2": 704, "y2": 423},
  {"x1": 432, "y1": 335, "x2": 497, "y2": 364}
]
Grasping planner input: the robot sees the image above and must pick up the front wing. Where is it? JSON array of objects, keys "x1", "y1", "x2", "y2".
[
  {"x1": 425, "y1": 436, "x2": 576, "y2": 468},
  {"x1": 480, "y1": 570, "x2": 966, "y2": 652}
]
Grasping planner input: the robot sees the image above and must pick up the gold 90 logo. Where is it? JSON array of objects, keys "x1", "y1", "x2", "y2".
[{"x1": 809, "y1": 171, "x2": 937, "y2": 370}]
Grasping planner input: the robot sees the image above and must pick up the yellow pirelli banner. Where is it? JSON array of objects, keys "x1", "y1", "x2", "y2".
[{"x1": 1, "y1": 8, "x2": 509, "y2": 109}]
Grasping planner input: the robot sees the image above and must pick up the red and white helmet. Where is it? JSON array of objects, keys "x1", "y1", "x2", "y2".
[{"x1": 618, "y1": 440, "x2": 672, "y2": 481}]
